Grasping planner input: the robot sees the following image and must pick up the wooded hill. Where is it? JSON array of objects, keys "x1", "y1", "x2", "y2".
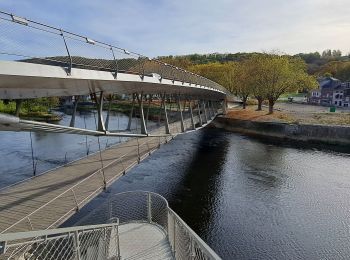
[{"x1": 158, "y1": 50, "x2": 350, "y2": 82}]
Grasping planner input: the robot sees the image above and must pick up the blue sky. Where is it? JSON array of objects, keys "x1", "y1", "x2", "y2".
[{"x1": 0, "y1": 0, "x2": 349, "y2": 57}]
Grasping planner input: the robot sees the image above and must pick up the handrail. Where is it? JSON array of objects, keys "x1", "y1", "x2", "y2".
[
  {"x1": 0, "y1": 10, "x2": 229, "y2": 95},
  {"x1": 0, "y1": 222, "x2": 118, "y2": 242},
  {"x1": 0, "y1": 135, "x2": 165, "y2": 234},
  {"x1": 168, "y1": 208, "x2": 221, "y2": 260}
]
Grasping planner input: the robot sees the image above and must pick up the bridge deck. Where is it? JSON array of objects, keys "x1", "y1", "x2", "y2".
[
  {"x1": 118, "y1": 222, "x2": 174, "y2": 260},
  {"x1": 0, "y1": 119, "x2": 194, "y2": 234}
]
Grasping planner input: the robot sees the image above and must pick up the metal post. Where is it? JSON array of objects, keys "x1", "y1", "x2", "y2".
[
  {"x1": 145, "y1": 94, "x2": 152, "y2": 128},
  {"x1": 137, "y1": 137, "x2": 140, "y2": 163},
  {"x1": 202, "y1": 101, "x2": 208, "y2": 123},
  {"x1": 110, "y1": 46, "x2": 119, "y2": 79},
  {"x1": 116, "y1": 221, "x2": 121, "y2": 260},
  {"x1": 137, "y1": 93, "x2": 148, "y2": 135},
  {"x1": 69, "y1": 96, "x2": 79, "y2": 127},
  {"x1": 189, "y1": 100, "x2": 195, "y2": 130},
  {"x1": 94, "y1": 92, "x2": 106, "y2": 132},
  {"x1": 197, "y1": 101, "x2": 203, "y2": 127},
  {"x1": 71, "y1": 189, "x2": 79, "y2": 212},
  {"x1": 208, "y1": 100, "x2": 214, "y2": 119},
  {"x1": 73, "y1": 231, "x2": 81, "y2": 260},
  {"x1": 211, "y1": 101, "x2": 215, "y2": 117},
  {"x1": 60, "y1": 29, "x2": 73, "y2": 75},
  {"x1": 26, "y1": 217, "x2": 34, "y2": 231},
  {"x1": 105, "y1": 95, "x2": 113, "y2": 130},
  {"x1": 190, "y1": 236, "x2": 196, "y2": 259},
  {"x1": 163, "y1": 94, "x2": 170, "y2": 134},
  {"x1": 127, "y1": 94, "x2": 136, "y2": 131},
  {"x1": 158, "y1": 93, "x2": 163, "y2": 126},
  {"x1": 177, "y1": 95, "x2": 185, "y2": 132},
  {"x1": 147, "y1": 193, "x2": 152, "y2": 223},
  {"x1": 182, "y1": 99, "x2": 187, "y2": 113},
  {"x1": 173, "y1": 216, "x2": 176, "y2": 258}
]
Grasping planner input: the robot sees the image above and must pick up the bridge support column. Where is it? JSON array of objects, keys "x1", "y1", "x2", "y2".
[
  {"x1": 177, "y1": 95, "x2": 185, "y2": 132},
  {"x1": 136, "y1": 93, "x2": 148, "y2": 135},
  {"x1": 189, "y1": 100, "x2": 196, "y2": 130},
  {"x1": 127, "y1": 94, "x2": 136, "y2": 131},
  {"x1": 210, "y1": 101, "x2": 215, "y2": 118},
  {"x1": 69, "y1": 96, "x2": 79, "y2": 127},
  {"x1": 163, "y1": 94, "x2": 170, "y2": 134},
  {"x1": 145, "y1": 94, "x2": 152, "y2": 128},
  {"x1": 158, "y1": 93, "x2": 163, "y2": 126},
  {"x1": 208, "y1": 101, "x2": 212, "y2": 118},
  {"x1": 92, "y1": 92, "x2": 106, "y2": 132},
  {"x1": 211, "y1": 101, "x2": 215, "y2": 117},
  {"x1": 197, "y1": 100, "x2": 203, "y2": 127},
  {"x1": 105, "y1": 95, "x2": 113, "y2": 130},
  {"x1": 202, "y1": 101, "x2": 208, "y2": 124}
]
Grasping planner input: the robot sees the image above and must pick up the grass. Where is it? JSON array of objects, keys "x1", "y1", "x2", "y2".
[
  {"x1": 0, "y1": 101, "x2": 61, "y2": 121},
  {"x1": 226, "y1": 105, "x2": 350, "y2": 126}
]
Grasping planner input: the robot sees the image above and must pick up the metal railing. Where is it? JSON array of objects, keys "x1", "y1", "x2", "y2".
[
  {"x1": 0, "y1": 10, "x2": 228, "y2": 95},
  {"x1": 0, "y1": 191, "x2": 221, "y2": 260},
  {"x1": 0, "y1": 223, "x2": 120, "y2": 259},
  {"x1": 0, "y1": 135, "x2": 171, "y2": 234},
  {"x1": 0, "y1": 111, "x2": 217, "y2": 235}
]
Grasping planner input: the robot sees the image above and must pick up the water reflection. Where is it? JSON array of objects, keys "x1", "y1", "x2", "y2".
[
  {"x1": 3, "y1": 124, "x2": 350, "y2": 260},
  {"x1": 63, "y1": 128, "x2": 350, "y2": 260}
]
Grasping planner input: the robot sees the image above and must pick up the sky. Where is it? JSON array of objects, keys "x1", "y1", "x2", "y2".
[{"x1": 0, "y1": 0, "x2": 349, "y2": 58}]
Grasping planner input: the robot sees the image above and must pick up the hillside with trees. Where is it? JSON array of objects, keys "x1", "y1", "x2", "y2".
[{"x1": 158, "y1": 50, "x2": 348, "y2": 113}]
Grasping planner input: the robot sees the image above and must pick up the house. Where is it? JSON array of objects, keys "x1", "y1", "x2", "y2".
[
  {"x1": 309, "y1": 89, "x2": 321, "y2": 104},
  {"x1": 318, "y1": 77, "x2": 341, "y2": 106},
  {"x1": 333, "y1": 82, "x2": 350, "y2": 108}
]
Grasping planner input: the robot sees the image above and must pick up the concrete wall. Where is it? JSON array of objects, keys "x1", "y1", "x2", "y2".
[{"x1": 212, "y1": 116, "x2": 350, "y2": 146}]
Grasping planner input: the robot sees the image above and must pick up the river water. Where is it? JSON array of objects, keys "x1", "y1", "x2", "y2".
[{"x1": 1, "y1": 115, "x2": 350, "y2": 259}]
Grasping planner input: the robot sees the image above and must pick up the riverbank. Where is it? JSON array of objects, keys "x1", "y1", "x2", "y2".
[{"x1": 212, "y1": 106, "x2": 350, "y2": 147}]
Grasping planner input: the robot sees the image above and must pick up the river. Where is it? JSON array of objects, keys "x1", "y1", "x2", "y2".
[{"x1": 1, "y1": 115, "x2": 350, "y2": 259}]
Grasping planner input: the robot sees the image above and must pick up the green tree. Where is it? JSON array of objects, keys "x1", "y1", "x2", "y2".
[{"x1": 253, "y1": 54, "x2": 317, "y2": 113}]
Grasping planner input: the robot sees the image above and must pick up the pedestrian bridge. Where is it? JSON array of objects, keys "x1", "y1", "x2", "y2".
[{"x1": 0, "y1": 10, "x2": 226, "y2": 259}]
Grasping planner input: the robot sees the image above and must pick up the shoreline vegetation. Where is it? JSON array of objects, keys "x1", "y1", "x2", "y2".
[{"x1": 0, "y1": 99, "x2": 180, "y2": 122}]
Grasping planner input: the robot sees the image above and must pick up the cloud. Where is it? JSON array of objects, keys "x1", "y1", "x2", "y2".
[{"x1": 0, "y1": 0, "x2": 349, "y2": 57}]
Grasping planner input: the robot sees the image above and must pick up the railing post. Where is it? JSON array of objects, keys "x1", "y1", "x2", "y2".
[
  {"x1": 60, "y1": 29, "x2": 73, "y2": 75},
  {"x1": 147, "y1": 193, "x2": 152, "y2": 223},
  {"x1": 173, "y1": 216, "x2": 176, "y2": 258},
  {"x1": 71, "y1": 188, "x2": 79, "y2": 212},
  {"x1": 110, "y1": 46, "x2": 119, "y2": 79},
  {"x1": 190, "y1": 236, "x2": 196, "y2": 259},
  {"x1": 146, "y1": 142, "x2": 151, "y2": 155},
  {"x1": 73, "y1": 230, "x2": 81, "y2": 260},
  {"x1": 26, "y1": 217, "x2": 34, "y2": 231},
  {"x1": 116, "y1": 220, "x2": 121, "y2": 260},
  {"x1": 137, "y1": 137, "x2": 140, "y2": 163}
]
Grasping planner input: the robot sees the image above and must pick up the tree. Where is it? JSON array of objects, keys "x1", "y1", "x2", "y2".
[
  {"x1": 252, "y1": 54, "x2": 317, "y2": 113},
  {"x1": 229, "y1": 60, "x2": 256, "y2": 109}
]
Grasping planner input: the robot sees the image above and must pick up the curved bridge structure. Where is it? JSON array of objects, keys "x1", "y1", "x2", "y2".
[{"x1": 0, "y1": 10, "x2": 226, "y2": 259}]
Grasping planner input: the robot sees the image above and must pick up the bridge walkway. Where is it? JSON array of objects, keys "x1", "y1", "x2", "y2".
[{"x1": 0, "y1": 118, "x2": 198, "y2": 234}]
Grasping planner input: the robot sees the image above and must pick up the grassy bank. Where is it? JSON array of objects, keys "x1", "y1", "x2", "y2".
[
  {"x1": 0, "y1": 100, "x2": 62, "y2": 122},
  {"x1": 226, "y1": 105, "x2": 350, "y2": 126}
]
